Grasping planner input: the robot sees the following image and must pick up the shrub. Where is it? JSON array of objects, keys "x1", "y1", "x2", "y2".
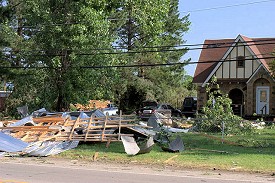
[{"x1": 196, "y1": 77, "x2": 253, "y2": 135}]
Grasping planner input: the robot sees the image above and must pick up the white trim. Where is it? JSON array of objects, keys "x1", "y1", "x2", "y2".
[
  {"x1": 246, "y1": 64, "x2": 274, "y2": 84},
  {"x1": 246, "y1": 64, "x2": 262, "y2": 84},
  {"x1": 202, "y1": 35, "x2": 262, "y2": 87}
]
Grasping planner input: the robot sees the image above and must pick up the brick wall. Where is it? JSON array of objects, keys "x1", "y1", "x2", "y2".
[{"x1": 196, "y1": 67, "x2": 275, "y2": 116}]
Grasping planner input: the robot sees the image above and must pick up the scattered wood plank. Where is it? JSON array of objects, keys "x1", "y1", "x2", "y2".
[{"x1": 0, "y1": 114, "x2": 141, "y2": 143}]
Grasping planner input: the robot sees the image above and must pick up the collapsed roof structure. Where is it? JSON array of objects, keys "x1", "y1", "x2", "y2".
[
  {"x1": 0, "y1": 108, "x2": 188, "y2": 157},
  {"x1": 0, "y1": 109, "x2": 149, "y2": 156}
]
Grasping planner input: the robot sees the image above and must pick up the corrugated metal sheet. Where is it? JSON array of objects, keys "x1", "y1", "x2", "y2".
[
  {"x1": 9, "y1": 116, "x2": 34, "y2": 127},
  {"x1": 92, "y1": 109, "x2": 106, "y2": 118},
  {"x1": 27, "y1": 141, "x2": 79, "y2": 156},
  {"x1": 0, "y1": 132, "x2": 29, "y2": 152}
]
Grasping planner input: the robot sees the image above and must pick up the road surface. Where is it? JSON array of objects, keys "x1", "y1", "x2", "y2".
[{"x1": 0, "y1": 157, "x2": 274, "y2": 183}]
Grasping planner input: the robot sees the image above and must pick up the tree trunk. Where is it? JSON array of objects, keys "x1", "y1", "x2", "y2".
[{"x1": 55, "y1": 50, "x2": 70, "y2": 111}]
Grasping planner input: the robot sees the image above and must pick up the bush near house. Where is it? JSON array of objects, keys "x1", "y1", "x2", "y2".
[{"x1": 195, "y1": 77, "x2": 253, "y2": 134}]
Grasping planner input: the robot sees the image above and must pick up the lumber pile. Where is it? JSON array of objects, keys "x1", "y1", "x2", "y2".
[
  {"x1": 0, "y1": 113, "x2": 138, "y2": 143},
  {"x1": 74, "y1": 100, "x2": 111, "y2": 110}
]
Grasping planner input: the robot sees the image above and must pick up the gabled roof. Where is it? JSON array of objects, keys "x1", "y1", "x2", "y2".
[
  {"x1": 193, "y1": 35, "x2": 275, "y2": 84},
  {"x1": 192, "y1": 39, "x2": 234, "y2": 83}
]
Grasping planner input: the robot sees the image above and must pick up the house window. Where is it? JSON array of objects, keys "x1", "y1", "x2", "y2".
[
  {"x1": 237, "y1": 56, "x2": 245, "y2": 68},
  {"x1": 260, "y1": 91, "x2": 267, "y2": 102}
]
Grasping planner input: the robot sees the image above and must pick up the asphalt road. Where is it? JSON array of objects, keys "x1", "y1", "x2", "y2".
[{"x1": 0, "y1": 158, "x2": 274, "y2": 183}]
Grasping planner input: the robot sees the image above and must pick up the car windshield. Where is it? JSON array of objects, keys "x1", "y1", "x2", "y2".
[
  {"x1": 143, "y1": 105, "x2": 157, "y2": 109},
  {"x1": 142, "y1": 101, "x2": 157, "y2": 107}
]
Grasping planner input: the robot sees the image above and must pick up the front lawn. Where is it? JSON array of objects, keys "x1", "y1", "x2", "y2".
[{"x1": 57, "y1": 128, "x2": 275, "y2": 173}]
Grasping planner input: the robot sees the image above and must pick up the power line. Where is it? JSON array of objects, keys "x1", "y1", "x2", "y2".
[
  {"x1": 80, "y1": 56, "x2": 275, "y2": 68},
  {"x1": 180, "y1": 0, "x2": 275, "y2": 14},
  {"x1": 1, "y1": 38, "x2": 275, "y2": 70},
  {"x1": 3, "y1": 35, "x2": 274, "y2": 53},
  {"x1": 113, "y1": 38, "x2": 275, "y2": 49},
  {"x1": 3, "y1": 39, "x2": 275, "y2": 55},
  {"x1": 1, "y1": 55, "x2": 275, "y2": 69},
  {"x1": 29, "y1": 41, "x2": 275, "y2": 56}
]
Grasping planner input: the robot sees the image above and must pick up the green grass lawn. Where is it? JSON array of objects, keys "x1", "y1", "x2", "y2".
[{"x1": 57, "y1": 128, "x2": 275, "y2": 173}]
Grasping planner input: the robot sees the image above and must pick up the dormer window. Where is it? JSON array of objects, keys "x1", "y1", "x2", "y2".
[{"x1": 237, "y1": 56, "x2": 245, "y2": 68}]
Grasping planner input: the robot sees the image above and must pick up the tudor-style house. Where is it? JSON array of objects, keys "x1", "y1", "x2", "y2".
[{"x1": 193, "y1": 35, "x2": 275, "y2": 117}]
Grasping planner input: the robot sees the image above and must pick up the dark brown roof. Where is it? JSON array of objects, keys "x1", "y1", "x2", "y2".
[
  {"x1": 193, "y1": 35, "x2": 275, "y2": 84},
  {"x1": 193, "y1": 39, "x2": 234, "y2": 83},
  {"x1": 250, "y1": 37, "x2": 275, "y2": 70}
]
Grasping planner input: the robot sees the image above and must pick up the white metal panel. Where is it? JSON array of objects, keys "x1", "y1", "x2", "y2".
[{"x1": 0, "y1": 132, "x2": 29, "y2": 152}]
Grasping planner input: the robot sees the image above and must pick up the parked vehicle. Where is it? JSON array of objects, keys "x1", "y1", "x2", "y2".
[
  {"x1": 138, "y1": 101, "x2": 182, "y2": 121},
  {"x1": 138, "y1": 100, "x2": 157, "y2": 120},
  {"x1": 102, "y1": 103, "x2": 119, "y2": 116},
  {"x1": 181, "y1": 97, "x2": 197, "y2": 118}
]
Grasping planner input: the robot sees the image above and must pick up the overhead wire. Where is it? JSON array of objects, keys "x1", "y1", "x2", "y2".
[
  {"x1": 180, "y1": 0, "x2": 275, "y2": 14},
  {"x1": 80, "y1": 56, "x2": 275, "y2": 68},
  {"x1": 1, "y1": 54, "x2": 274, "y2": 69},
  {"x1": 1, "y1": 40, "x2": 275, "y2": 70},
  {"x1": 25, "y1": 41, "x2": 275, "y2": 56},
  {"x1": 3, "y1": 0, "x2": 275, "y2": 57},
  {"x1": 2, "y1": 38, "x2": 275, "y2": 55}
]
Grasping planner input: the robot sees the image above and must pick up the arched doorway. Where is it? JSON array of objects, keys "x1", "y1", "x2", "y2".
[
  {"x1": 229, "y1": 89, "x2": 243, "y2": 104},
  {"x1": 229, "y1": 88, "x2": 244, "y2": 116}
]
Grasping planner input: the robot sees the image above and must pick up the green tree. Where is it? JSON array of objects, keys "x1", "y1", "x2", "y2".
[
  {"x1": 2, "y1": 0, "x2": 192, "y2": 115},
  {"x1": 0, "y1": 1, "x2": 27, "y2": 91},
  {"x1": 111, "y1": 0, "x2": 191, "y2": 111},
  {"x1": 6, "y1": 0, "x2": 119, "y2": 112}
]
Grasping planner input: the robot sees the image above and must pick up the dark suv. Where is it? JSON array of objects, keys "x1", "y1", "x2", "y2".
[{"x1": 181, "y1": 97, "x2": 197, "y2": 118}]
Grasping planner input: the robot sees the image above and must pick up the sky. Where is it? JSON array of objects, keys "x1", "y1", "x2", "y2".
[{"x1": 178, "y1": 0, "x2": 275, "y2": 76}]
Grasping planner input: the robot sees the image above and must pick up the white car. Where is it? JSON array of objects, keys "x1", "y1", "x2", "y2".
[{"x1": 102, "y1": 104, "x2": 119, "y2": 116}]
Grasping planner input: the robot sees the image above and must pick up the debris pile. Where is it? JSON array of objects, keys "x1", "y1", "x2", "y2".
[
  {"x1": 0, "y1": 109, "x2": 147, "y2": 157},
  {"x1": 0, "y1": 109, "x2": 191, "y2": 157}
]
